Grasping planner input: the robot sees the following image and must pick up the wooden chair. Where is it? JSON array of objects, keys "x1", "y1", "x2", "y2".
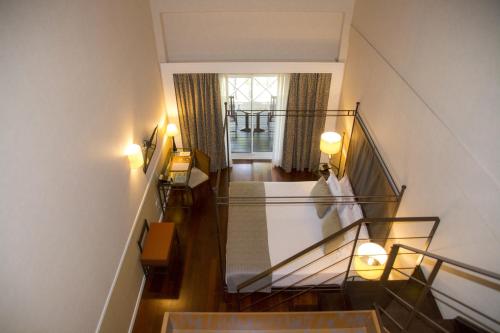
[{"x1": 188, "y1": 149, "x2": 211, "y2": 205}]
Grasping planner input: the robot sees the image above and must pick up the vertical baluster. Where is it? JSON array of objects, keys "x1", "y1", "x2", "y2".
[
  {"x1": 381, "y1": 244, "x2": 399, "y2": 282},
  {"x1": 343, "y1": 223, "x2": 362, "y2": 288}
]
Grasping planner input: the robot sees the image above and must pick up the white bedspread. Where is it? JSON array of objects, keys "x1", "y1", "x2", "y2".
[{"x1": 264, "y1": 181, "x2": 369, "y2": 287}]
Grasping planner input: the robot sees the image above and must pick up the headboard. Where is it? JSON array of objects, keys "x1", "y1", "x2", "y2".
[{"x1": 344, "y1": 114, "x2": 402, "y2": 245}]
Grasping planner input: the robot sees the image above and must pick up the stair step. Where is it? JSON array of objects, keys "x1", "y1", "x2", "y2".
[
  {"x1": 173, "y1": 329, "x2": 367, "y2": 333},
  {"x1": 162, "y1": 311, "x2": 380, "y2": 333},
  {"x1": 318, "y1": 292, "x2": 349, "y2": 311},
  {"x1": 292, "y1": 304, "x2": 320, "y2": 311},
  {"x1": 380, "y1": 299, "x2": 451, "y2": 333}
]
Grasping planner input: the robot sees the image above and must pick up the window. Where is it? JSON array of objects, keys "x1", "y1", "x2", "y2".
[{"x1": 225, "y1": 75, "x2": 279, "y2": 156}]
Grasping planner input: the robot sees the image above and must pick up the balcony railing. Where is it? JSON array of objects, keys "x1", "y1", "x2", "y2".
[{"x1": 227, "y1": 96, "x2": 277, "y2": 155}]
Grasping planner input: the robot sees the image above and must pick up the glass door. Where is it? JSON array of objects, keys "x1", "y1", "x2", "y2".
[{"x1": 226, "y1": 75, "x2": 278, "y2": 158}]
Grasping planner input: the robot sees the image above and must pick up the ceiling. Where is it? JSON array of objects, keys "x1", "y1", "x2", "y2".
[{"x1": 149, "y1": 0, "x2": 354, "y2": 63}]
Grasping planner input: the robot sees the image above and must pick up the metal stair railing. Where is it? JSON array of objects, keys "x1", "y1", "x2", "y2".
[
  {"x1": 377, "y1": 244, "x2": 500, "y2": 333},
  {"x1": 236, "y1": 217, "x2": 440, "y2": 311}
]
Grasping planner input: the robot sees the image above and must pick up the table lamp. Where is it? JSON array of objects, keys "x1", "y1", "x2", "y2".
[
  {"x1": 320, "y1": 131, "x2": 342, "y2": 175},
  {"x1": 354, "y1": 242, "x2": 388, "y2": 280},
  {"x1": 166, "y1": 123, "x2": 179, "y2": 152}
]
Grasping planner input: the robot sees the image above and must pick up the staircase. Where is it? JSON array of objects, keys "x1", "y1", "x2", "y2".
[
  {"x1": 160, "y1": 311, "x2": 382, "y2": 333},
  {"x1": 230, "y1": 240, "x2": 499, "y2": 333}
]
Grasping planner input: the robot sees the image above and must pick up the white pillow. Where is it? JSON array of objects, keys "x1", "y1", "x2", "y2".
[
  {"x1": 338, "y1": 175, "x2": 365, "y2": 228},
  {"x1": 339, "y1": 175, "x2": 354, "y2": 196},
  {"x1": 338, "y1": 201, "x2": 362, "y2": 228},
  {"x1": 310, "y1": 177, "x2": 333, "y2": 218},
  {"x1": 338, "y1": 204, "x2": 369, "y2": 241},
  {"x1": 326, "y1": 171, "x2": 342, "y2": 196}
]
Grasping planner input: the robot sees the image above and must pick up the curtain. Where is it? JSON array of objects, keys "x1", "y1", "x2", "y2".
[
  {"x1": 271, "y1": 74, "x2": 290, "y2": 167},
  {"x1": 281, "y1": 73, "x2": 332, "y2": 172},
  {"x1": 173, "y1": 73, "x2": 227, "y2": 171},
  {"x1": 218, "y1": 74, "x2": 232, "y2": 167}
]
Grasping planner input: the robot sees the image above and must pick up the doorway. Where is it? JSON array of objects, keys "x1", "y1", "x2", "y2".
[{"x1": 224, "y1": 75, "x2": 280, "y2": 159}]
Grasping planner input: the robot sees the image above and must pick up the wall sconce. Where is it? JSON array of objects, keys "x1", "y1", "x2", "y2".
[
  {"x1": 320, "y1": 131, "x2": 344, "y2": 176},
  {"x1": 126, "y1": 125, "x2": 158, "y2": 172},
  {"x1": 166, "y1": 123, "x2": 179, "y2": 152},
  {"x1": 354, "y1": 242, "x2": 388, "y2": 280},
  {"x1": 142, "y1": 126, "x2": 158, "y2": 173},
  {"x1": 126, "y1": 144, "x2": 144, "y2": 169},
  {"x1": 158, "y1": 114, "x2": 166, "y2": 129}
]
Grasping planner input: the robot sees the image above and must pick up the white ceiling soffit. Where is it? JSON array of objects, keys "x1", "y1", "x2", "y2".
[{"x1": 161, "y1": 11, "x2": 344, "y2": 62}]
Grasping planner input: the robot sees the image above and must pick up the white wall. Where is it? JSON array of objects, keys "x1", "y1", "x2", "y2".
[
  {"x1": 98, "y1": 138, "x2": 169, "y2": 333},
  {"x1": 149, "y1": 0, "x2": 354, "y2": 62},
  {"x1": 0, "y1": 1, "x2": 165, "y2": 332},
  {"x1": 340, "y1": 0, "x2": 500, "y2": 328}
]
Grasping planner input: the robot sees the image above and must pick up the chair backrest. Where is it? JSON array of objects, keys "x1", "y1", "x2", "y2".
[{"x1": 194, "y1": 149, "x2": 210, "y2": 175}]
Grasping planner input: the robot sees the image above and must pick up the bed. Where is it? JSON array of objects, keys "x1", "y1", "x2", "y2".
[
  {"x1": 217, "y1": 104, "x2": 406, "y2": 294},
  {"x1": 226, "y1": 179, "x2": 371, "y2": 292}
]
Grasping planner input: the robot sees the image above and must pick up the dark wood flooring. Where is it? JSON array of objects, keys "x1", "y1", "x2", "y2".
[{"x1": 132, "y1": 161, "x2": 318, "y2": 333}]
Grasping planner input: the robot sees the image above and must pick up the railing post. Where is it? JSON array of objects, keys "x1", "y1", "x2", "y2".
[
  {"x1": 224, "y1": 101, "x2": 230, "y2": 183},
  {"x1": 213, "y1": 174, "x2": 225, "y2": 290},
  {"x1": 380, "y1": 244, "x2": 399, "y2": 282},
  {"x1": 343, "y1": 223, "x2": 362, "y2": 288}
]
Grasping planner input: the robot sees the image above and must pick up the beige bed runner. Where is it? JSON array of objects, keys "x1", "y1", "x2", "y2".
[{"x1": 226, "y1": 181, "x2": 272, "y2": 293}]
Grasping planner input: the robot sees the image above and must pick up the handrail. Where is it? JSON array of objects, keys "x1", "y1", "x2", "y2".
[
  {"x1": 391, "y1": 244, "x2": 500, "y2": 281},
  {"x1": 377, "y1": 243, "x2": 500, "y2": 332},
  {"x1": 237, "y1": 216, "x2": 440, "y2": 292},
  {"x1": 241, "y1": 256, "x2": 351, "y2": 311},
  {"x1": 218, "y1": 194, "x2": 401, "y2": 200},
  {"x1": 263, "y1": 270, "x2": 349, "y2": 312},
  {"x1": 354, "y1": 112, "x2": 400, "y2": 197},
  {"x1": 217, "y1": 194, "x2": 400, "y2": 205},
  {"x1": 240, "y1": 239, "x2": 355, "y2": 298},
  {"x1": 391, "y1": 267, "x2": 500, "y2": 327}
]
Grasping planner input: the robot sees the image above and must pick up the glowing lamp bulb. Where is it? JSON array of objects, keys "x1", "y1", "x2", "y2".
[
  {"x1": 126, "y1": 144, "x2": 144, "y2": 169},
  {"x1": 354, "y1": 242, "x2": 388, "y2": 280},
  {"x1": 166, "y1": 123, "x2": 179, "y2": 137},
  {"x1": 320, "y1": 132, "x2": 342, "y2": 155}
]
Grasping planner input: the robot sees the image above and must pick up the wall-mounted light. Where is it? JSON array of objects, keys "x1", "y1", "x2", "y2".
[
  {"x1": 354, "y1": 242, "x2": 388, "y2": 280},
  {"x1": 158, "y1": 114, "x2": 166, "y2": 130},
  {"x1": 126, "y1": 125, "x2": 159, "y2": 173},
  {"x1": 320, "y1": 131, "x2": 344, "y2": 177},
  {"x1": 126, "y1": 144, "x2": 144, "y2": 169},
  {"x1": 166, "y1": 123, "x2": 179, "y2": 151},
  {"x1": 142, "y1": 126, "x2": 158, "y2": 173}
]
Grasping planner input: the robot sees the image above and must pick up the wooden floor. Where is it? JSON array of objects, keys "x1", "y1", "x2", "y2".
[{"x1": 132, "y1": 161, "x2": 318, "y2": 333}]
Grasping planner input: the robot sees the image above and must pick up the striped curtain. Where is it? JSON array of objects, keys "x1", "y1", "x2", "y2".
[
  {"x1": 281, "y1": 73, "x2": 332, "y2": 172},
  {"x1": 173, "y1": 73, "x2": 226, "y2": 171}
]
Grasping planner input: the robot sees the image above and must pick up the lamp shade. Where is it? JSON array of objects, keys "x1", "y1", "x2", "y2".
[
  {"x1": 126, "y1": 144, "x2": 144, "y2": 169},
  {"x1": 166, "y1": 123, "x2": 179, "y2": 137},
  {"x1": 320, "y1": 132, "x2": 342, "y2": 155},
  {"x1": 354, "y1": 242, "x2": 388, "y2": 280}
]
